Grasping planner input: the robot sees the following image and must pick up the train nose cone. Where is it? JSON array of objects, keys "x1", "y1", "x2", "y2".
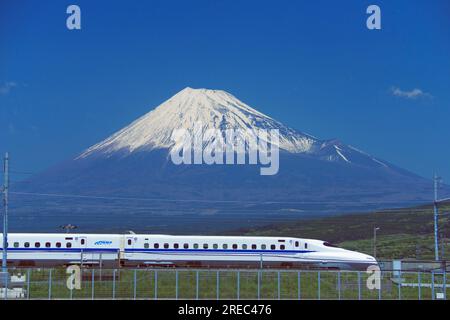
[
  {"x1": 358, "y1": 252, "x2": 377, "y2": 264},
  {"x1": 342, "y1": 250, "x2": 377, "y2": 265}
]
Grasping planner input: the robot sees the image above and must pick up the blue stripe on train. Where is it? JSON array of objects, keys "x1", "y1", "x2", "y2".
[
  {"x1": 127, "y1": 249, "x2": 314, "y2": 254},
  {"x1": 1, "y1": 248, "x2": 315, "y2": 254},
  {"x1": 0, "y1": 248, "x2": 118, "y2": 253}
]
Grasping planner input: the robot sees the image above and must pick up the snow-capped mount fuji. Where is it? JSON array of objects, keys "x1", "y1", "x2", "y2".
[
  {"x1": 77, "y1": 87, "x2": 387, "y2": 168},
  {"x1": 14, "y1": 87, "x2": 436, "y2": 232},
  {"x1": 79, "y1": 87, "x2": 316, "y2": 157}
]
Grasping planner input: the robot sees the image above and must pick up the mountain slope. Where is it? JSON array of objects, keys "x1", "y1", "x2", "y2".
[
  {"x1": 12, "y1": 87, "x2": 441, "y2": 232},
  {"x1": 79, "y1": 87, "x2": 316, "y2": 157},
  {"x1": 77, "y1": 87, "x2": 389, "y2": 168}
]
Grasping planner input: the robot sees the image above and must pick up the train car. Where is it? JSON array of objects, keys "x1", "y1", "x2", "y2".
[
  {"x1": 0, "y1": 233, "x2": 377, "y2": 270},
  {"x1": 0, "y1": 233, "x2": 121, "y2": 267}
]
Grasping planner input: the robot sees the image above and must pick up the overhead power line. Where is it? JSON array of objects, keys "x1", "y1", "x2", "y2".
[
  {"x1": 9, "y1": 170, "x2": 36, "y2": 175},
  {"x1": 9, "y1": 190, "x2": 442, "y2": 206}
]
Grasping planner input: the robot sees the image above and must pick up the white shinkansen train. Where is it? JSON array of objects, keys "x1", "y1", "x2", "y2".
[{"x1": 0, "y1": 233, "x2": 377, "y2": 270}]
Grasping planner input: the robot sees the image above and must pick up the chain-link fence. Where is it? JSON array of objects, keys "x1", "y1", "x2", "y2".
[{"x1": 0, "y1": 268, "x2": 448, "y2": 300}]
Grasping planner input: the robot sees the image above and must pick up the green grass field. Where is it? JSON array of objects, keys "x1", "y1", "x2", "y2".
[{"x1": 11, "y1": 268, "x2": 444, "y2": 300}]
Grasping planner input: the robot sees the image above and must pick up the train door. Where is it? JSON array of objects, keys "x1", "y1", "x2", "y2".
[
  {"x1": 79, "y1": 237, "x2": 87, "y2": 248},
  {"x1": 79, "y1": 236, "x2": 88, "y2": 264},
  {"x1": 124, "y1": 236, "x2": 135, "y2": 266},
  {"x1": 126, "y1": 236, "x2": 135, "y2": 249}
]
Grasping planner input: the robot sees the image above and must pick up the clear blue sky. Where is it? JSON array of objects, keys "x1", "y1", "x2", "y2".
[{"x1": 1, "y1": 0, "x2": 449, "y2": 185}]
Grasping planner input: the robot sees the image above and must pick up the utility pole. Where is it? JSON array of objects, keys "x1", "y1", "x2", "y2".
[
  {"x1": 373, "y1": 227, "x2": 380, "y2": 259},
  {"x1": 433, "y1": 174, "x2": 440, "y2": 261},
  {"x1": 2, "y1": 152, "x2": 9, "y2": 274},
  {"x1": 1, "y1": 152, "x2": 9, "y2": 299}
]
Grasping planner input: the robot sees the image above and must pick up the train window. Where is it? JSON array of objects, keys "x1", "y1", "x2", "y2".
[
  {"x1": 261, "y1": 244, "x2": 266, "y2": 250},
  {"x1": 66, "y1": 242, "x2": 72, "y2": 248},
  {"x1": 164, "y1": 243, "x2": 169, "y2": 249},
  {"x1": 304, "y1": 243, "x2": 308, "y2": 249},
  {"x1": 222, "y1": 244, "x2": 228, "y2": 249},
  {"x1": 323, "y1": 242, "x2": 338, "y2": 248},
  {"x1": 278, "y1": 239, "x2": 285, "y2": 242},
  {"x1": 251, "y1": 244, "x2": 257, "y2": 250},
  {"x1": 203, "y1": 243, "x2": 208, "y2": 249},
  {"x1": 242, "y1": 244, "x2": 247, "y2": 250},
  {"x1": 280, "y1": 245, "x2": 285, "y2": 250},
  {"x1": 213, "y1": 244, "x2": 218, "y2": 249},
  {"x1": 45, "y1": 242, "x2": 51, "y2": 248},
  {"x1": 81, "y1": 239, "x2": 85, "y2": 245},
  {"x1": 174, "y1": 243, "x2": 179, "y2": 249},
  {"x1": 56, "y1": 242, "x2": 61, "y2": 248},
  {"x1": 127, "y1": 239, "x2": 132, "y2": 245},
  {"x1": 194, "y1": 244, "x2": 199, "y2": 249},
  {"x1": 35, "y1": 242, "x2": 41, "y2": 248},
  {"x1": 24, "y1": 242, "x2": 30, "y2": 248},
  {"x1": 183, "y1": 243, "x2": 189, "y2": 249},
  {"x1": 232, "y1": 244, "x2": 238, "y2": 250},
  {"x1": 295, "y1": 241, "x2": 299, "y2": 247},
  {"x1": 14, "y1": 242, "x2": 19, "y2": 248},
  {"x1": 144, "y1": 243, "x2": 149, "y2": 249},
  {"x1": 154, "y1": 243, "x2": 159, "y2": 249},
  {"x1": 65, "y1": 237, "x2": 73, "y2": 241},
  {"x1": 270, "y1": 244, "x2": 276, "y2": 250}
]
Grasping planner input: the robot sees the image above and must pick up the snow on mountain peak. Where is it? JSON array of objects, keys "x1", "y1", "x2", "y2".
[
  {"x1": 78, "y1": 87, "x2": 318, "y2": 158},
  {"x1": 77, "y1": 87, "x2": 388, "y2": 169}
]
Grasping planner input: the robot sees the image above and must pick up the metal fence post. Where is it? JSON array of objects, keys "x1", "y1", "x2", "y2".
[
  {"x1": 27, "y1": 269, "x2": 30, "y2": 300},
  {"x1": 112, "y1": 269, "x2": 116, "y2": 300},
  {"x1": 216, "y1": 271, "x2": 219, "y2": 300},
  {"x1": 154, "y1": 270, "x2": 158, "y2": 300},
  {"x1": 431, "y1": 272, "x2": 435, "y2": 300},
  {"x1": 277, "y1": 271, "x2": 280, "y2": 300},
  {"x1": 69, "y1": 268, "x2": 73, "y2": 300},
  {"x1": 298, "y1": 271, "x2": 301, "y2": 300},
  {"x1": 99, "y1": 253, "x2": 103, "y2": 282},
  {"x1": 318, "y1": 271, "x2": 321, "y2": 300},
  {"x1": 48, "y1": 269, "x2": 52, "y2": 300},
  {"x1": 337, "y1": 271, "x2": 341, "y2": 300},
  {"x1": 378, "y1": 271, "x2": 382, "y2": 300},
  {"x1": 257, "y1": 270, "x2": 261, "y2": 300},
  {"x1": 175, "y1": 270, "x2": 179, "y2": 300},
  {"x1": 4, "y1": 272, "x2": 7, "y2": 300},
  {"x1": 196, "y1": 270, "x2": 199, "y2": 300},
  {"x1": 91, "y1": 269, "x2": 95, "y2": 300},
  {"x1": 418, "y1": 272, "x2": 421, "y2": 300},
  {"x1": 133, "y1": 269, "x2": 137, "y2": 300},
  {"x1": 443, "y1": 271, "x2": 446, "y2": 300},
  {"x1": 237, "y1": 271, "x2": 240, "y2": 300},
  {"x1": 357, "y1": 272, "x2": 361, "y2": 300},
  {"x1": 398, "y1": 271, "x2": 401, "y2": 300}
]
